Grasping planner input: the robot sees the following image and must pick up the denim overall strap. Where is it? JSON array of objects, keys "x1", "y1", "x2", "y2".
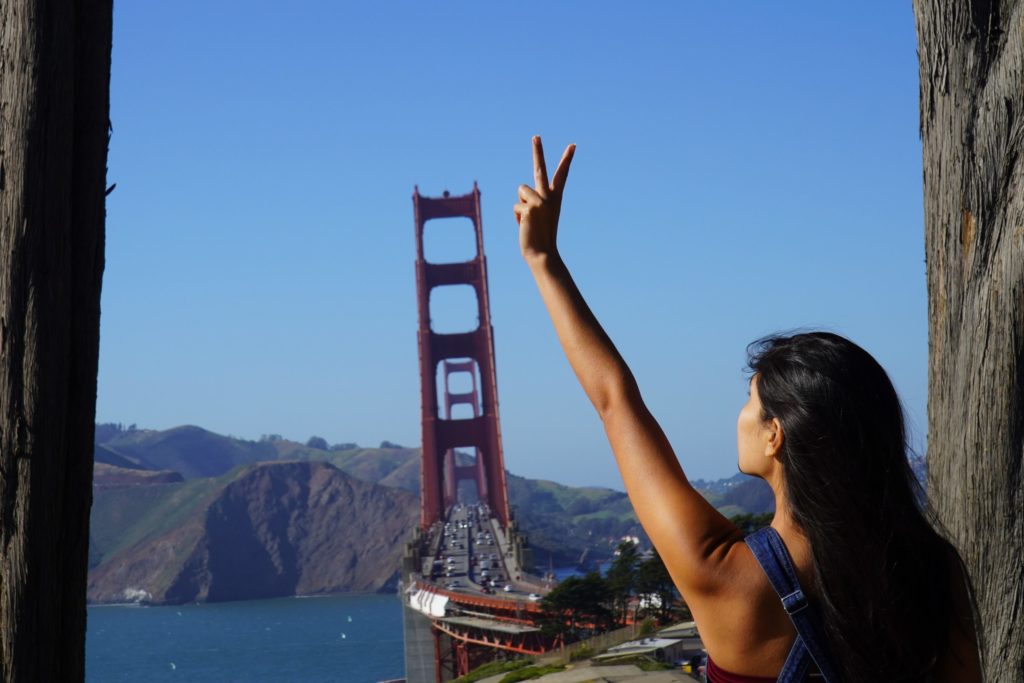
[{"x1": 744, "y1": 527, "x2": 839, "y2": 683}]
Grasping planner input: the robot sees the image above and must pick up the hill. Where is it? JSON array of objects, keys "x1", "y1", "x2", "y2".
[
  {"x1": 95, "y1": 423, "x2": 416, "y2": 484},
  {"x1": 89, "y1": 423, "x2": 776, "y2": 600},
  {"x1": 97, "y1": 425, "x2": 295, "y2": 479},
  {"x1": 506, "y1": 473, "x2": 642, "y2": 567},
  {"x1": 88, "y1": 461, "x2": 417, "y2": 604}
]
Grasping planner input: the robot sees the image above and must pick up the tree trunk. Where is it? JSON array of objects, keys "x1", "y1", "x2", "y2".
[
  {"x1": 0, "y1": 0, "x2": 112, "y2": 680},
  {"x1": 913, "y1": 1, "x2": 1024, "y2": 680}
]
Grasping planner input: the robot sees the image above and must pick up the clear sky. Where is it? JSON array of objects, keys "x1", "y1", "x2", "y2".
[{"x1": 99, "y1": 1, "x2": 926, "y2": 488}]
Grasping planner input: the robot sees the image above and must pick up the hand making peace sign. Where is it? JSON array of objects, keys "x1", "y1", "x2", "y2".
[{"x1": 513, "y1": 136, "x2": 575, "y2": 261}]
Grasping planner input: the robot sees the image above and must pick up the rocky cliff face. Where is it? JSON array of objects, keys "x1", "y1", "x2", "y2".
[{"x1": 88, "y1": 461, "x2": 417, "y2": 604}]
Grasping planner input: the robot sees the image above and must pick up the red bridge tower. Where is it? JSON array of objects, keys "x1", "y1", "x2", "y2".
[{"x1": 413, "y1": 184, "x2": 511, "y2": 529}]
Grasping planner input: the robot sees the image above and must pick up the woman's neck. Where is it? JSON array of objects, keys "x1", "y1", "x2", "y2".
[{"x1": 764, "y1": 469, "x2": 815, "y2": 586}]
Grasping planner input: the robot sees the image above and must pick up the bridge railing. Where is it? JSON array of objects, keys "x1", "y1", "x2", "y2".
[{"x1": 409, "y1": 578, "x2": 546, "y2": 617}]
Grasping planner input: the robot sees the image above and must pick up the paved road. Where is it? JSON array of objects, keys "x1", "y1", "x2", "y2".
[{"x1": 425, "y1": 503, "x2": 540, "y2": 602}]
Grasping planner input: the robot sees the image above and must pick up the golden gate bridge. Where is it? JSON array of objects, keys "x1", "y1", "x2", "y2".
[{"x1": 399, "y1": 184, "x2": 563, "y2": 683}]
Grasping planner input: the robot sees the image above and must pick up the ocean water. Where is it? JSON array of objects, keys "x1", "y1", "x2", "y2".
[
  {"x1": 552, "y1": 562, "x2": 611, "y2": 581},
  {"x1": 86, "y1": 593, "x2": 404, "y2": 683}
]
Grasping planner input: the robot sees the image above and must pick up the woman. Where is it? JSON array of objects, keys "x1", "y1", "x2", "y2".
[{"x1": 513, "y1": 136, "x2": 982, "y2": 682}]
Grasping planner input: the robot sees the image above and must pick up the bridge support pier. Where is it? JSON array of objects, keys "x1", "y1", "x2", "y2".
[{"x1": 402, "y1": 598, "x2": 439, "y2": 683}]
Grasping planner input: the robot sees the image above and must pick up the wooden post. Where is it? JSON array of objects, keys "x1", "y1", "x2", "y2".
[{"x1": 0, "y1": 0, "x2": 112, "y2": 679}]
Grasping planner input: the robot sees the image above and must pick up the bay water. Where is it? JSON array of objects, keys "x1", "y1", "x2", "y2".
[{"x1": 86, "y1": 593, "x2": 404, "y2": 683}]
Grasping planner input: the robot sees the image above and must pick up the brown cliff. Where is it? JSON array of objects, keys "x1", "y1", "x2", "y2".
[{"x1": 87, "y1": 461, "x2": 417, "y2": 604}]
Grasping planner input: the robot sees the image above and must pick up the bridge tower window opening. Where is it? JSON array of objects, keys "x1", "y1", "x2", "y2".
[
  {"x1": 442, "y1": 442, "x2": 488, "y2": 510},
  {"x1": 445, "y1": 367, "x2": 475, "y2": 395},
  {"x1": 448, "y1": 403, "x2": 475, "y2": 421},
  {"x1": 429, "y1": 284, "x2": 481, "y2": 335},
  {"x1": 422, "y1": 216, "x2": 478, "y2": 264},
  {"x1": 456, "y1": 475, "x2": 481, "y2": 504},
  {"x1": 436, "y1": 357, "x2": 483, "y2": 420}
]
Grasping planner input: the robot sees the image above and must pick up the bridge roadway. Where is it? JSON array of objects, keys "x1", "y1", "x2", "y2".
[
  {"x1": 405, "y1": 502, "x2": 558, "y2": 668},
  {"x1": 420, "y1": 502, "x2": 542, "y2": 602}
]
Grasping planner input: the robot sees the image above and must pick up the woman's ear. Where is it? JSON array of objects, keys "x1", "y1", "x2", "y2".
[{"x1": 765, "y1": 417, "x2": 785, "y2": 459}]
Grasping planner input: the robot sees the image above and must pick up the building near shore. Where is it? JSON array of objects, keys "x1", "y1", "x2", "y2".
[{"x1": 594, "y1": 637, "x2": 688, "y2": 664}]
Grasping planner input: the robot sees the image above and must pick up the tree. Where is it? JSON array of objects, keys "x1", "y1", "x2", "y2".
[
  {"x1": 0, "y1": 1, "x2": 113, "y2": 680},
  {"x1": 913, "y1": 2, "x2": 1024, "y2": 678},
  {"x1": 305, "y1": 435, "x2": 329, "y2": 450},
  {"x1": 539, "y1": 572, "x2": 614, "y2": 640},
  {"x1": 728, "y1": 512, "x2": 773, "y2": 535},
  {"x1": 635, "y1": 548, "x2": 682, "y2": 624},
  {"x1": 604, "y1": 540, "x2": 639, "y2": 625}
]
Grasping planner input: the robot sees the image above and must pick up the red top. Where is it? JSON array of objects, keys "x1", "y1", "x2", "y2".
[{"x1": 706, "y1": 657, "x2": 777, "y2": 683}]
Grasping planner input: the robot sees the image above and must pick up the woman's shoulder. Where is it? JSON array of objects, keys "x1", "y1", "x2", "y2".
[{"x1": 689, "y1": 529, "x2": 810, "y2": 678}]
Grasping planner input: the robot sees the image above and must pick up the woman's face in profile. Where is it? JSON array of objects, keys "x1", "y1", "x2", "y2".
[{"x1": 737, "y1": 375, "x2": 771, "y2": 477}]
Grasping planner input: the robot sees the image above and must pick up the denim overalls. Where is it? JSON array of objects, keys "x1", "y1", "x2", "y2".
[{"x1": 744, "y1": 527, "x2": 840, "y2": 682}]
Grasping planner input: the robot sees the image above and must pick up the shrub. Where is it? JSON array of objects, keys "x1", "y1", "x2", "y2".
[
  {"x1": 569, "y1": 645, "x2": 594, "y2": 662},
  {"x1": 453, "y1": 659, "x2": 527, "y2": 683},
  {"x1": 499, "y1": 665, "x2": 565, "y2": 683}
]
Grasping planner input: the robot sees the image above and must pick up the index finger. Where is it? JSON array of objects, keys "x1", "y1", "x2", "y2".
[{"x1": 532, "y1": 136, "x2": 549, "y2": 196}]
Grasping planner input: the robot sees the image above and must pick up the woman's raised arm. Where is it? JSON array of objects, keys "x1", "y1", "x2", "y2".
[{"x1": 514, "y1": 136, "x2": 745, "y2": 600}]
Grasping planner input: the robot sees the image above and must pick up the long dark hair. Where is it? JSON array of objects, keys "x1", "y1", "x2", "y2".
[{"x1": 747, "y1": 331, "x2": 972, "y2": 682}]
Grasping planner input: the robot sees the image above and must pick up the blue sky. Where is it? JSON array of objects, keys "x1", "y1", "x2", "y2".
[{"x1": 99, "y1": 2, "x2": 926, "y2": 488}]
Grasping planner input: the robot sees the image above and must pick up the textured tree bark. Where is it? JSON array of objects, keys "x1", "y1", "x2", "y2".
[
  {"x1": 913, "y1": 1, "x2": 1024, "y2": 680},
  {"x1": 0, "y1": 0, "x2": 111, "y2": 680}
]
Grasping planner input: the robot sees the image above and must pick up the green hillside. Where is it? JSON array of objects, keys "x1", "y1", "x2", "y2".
[
  {"x1": 506, "y1": 473, "x2": 642, "y2": 567},
  {"x1": 90, "y1": 472, "x2": 228, "y2": 566},
  {"x1": 96, "y1": 424, "x2": 360, "y2": 479},
  {"x1": 98, "y1": 426, "x2": 275, "y2": 478}
]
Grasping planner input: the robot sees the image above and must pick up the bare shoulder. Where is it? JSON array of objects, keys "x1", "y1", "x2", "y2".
[{"x1": 687, "y1": 537, "x2": 800, "y2": 677}]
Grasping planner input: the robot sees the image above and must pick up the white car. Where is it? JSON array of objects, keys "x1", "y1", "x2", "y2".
[
  {"x1": 527, "y1": 593, "x2": 541, "y2": 602},
  {"x1": 503, "y1": 584, "x2": 513, "y2": 592}
]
